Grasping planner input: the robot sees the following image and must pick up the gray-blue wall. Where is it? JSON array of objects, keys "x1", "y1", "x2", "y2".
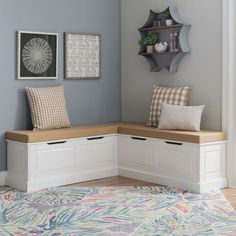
[
  {"x1": 121, "y1": 0, "x2": 222, "y2": 131},
  {"x1": 0, "y1": 0, "x2": 121, "y2": 171}
]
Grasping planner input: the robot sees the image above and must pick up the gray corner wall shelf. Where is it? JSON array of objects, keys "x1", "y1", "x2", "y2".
[{"x1": 138, "y1": 6, "x2": 191, "y2": 72}]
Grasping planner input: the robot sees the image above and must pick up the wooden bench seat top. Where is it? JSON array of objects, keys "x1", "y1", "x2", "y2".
[{"x1": 5, "y1": 122, "x2": 227, "y2": 144}]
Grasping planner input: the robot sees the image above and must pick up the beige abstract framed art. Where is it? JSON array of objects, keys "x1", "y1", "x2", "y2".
[{"x1": 64, "y1": 32, "x2": 101, "y2": 79}]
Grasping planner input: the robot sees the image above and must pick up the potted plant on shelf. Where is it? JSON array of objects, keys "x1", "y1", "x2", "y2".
[
  {"x1": 138, "y1": 32, "x2": 158, "y2": 53},
  {"x1": 163, "y1": 9, "x2": 173, "y2": 26}
]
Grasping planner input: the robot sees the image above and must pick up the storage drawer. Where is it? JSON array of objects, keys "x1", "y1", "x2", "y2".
[
  {"x1": 76, "y1": 135, "x2": 117, "y2": 170},
  {"x1": 119, "y1": 135, "x2": 198, "y2": 182},
  {"x1": 119, "y1": 135, "x2": 157, "y2": 172},
  {"x1": 154, "y1": 140, "x2": 198, "y2": 181},
  {"x1": 35, "y1": 140, "x2": 76, "y2": 177}
]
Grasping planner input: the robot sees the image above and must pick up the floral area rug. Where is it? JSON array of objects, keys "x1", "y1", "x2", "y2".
[{"x1": 0, "y1": 186, "x2": 235, "y2": 235}]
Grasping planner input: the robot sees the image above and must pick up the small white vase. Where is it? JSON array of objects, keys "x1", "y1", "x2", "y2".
[
  {"x1": 154, "y1": 42, "x2": 168, "y2": 53},
  {"x1": 165, "y1": 19, "x2": 173, "y2": 26},
  {"x1": 146, "y1": 45, "x2": 154, "y2": 54}
]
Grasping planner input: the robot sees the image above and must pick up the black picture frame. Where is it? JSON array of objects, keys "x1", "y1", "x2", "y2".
[{"x1": 17, "y1": 31, "x2": 58, "y2": 79}]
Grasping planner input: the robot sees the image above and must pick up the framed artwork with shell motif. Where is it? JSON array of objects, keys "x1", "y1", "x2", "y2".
[{"x1": 17, "y1": 31, "x2": 58, "y2": 79}]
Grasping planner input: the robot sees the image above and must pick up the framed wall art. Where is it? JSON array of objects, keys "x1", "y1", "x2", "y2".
[
  {"x1": 17, "y1": 31, "x2": 58, "y2": 79},
  {"x1": 64, "y1": 33, "x2": 101, "y2": 79}
]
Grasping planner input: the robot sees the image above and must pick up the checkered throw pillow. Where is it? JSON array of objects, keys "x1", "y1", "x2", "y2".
[
  {"x1": 147, "y1": 86, "x2": 190, "y2": 127},
  {"x1": 26, "y1": 85, "x2": 71, "y2": 131}
]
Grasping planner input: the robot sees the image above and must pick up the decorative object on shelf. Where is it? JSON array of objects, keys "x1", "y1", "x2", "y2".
[
  {"x1": 169, "y1": 33, "x2": 179, "y2": 52},
  {"x1": 138, "y1": 32, "x2": 158, "y2": 54},
  {"x1": 166, "y1": 19, "x2": 174, "y2": 26},
  {"x1": 162, "y1": 9, "x2": 173, "y2": 26},
  {"x1": 153, "y1": 19, "x2": 161, "y2": 28},
  {"x1": 138, "y1": 6, "x2": 191, "y2": 72},
  {"x1": 154, "y1": 42, "x2": 168, "y2": 53},
  {"x1": 169, "y1": 33, "x2": 175, "y2": 52},
  {"x1": 17, "y1": 31, "x2": 58, "y2": 79},
  {"x1": 173, "y1": 33, "x2": 179, "y2": 51},
  {"x1": 146, "y1": 45, "x2": 154, "y2": 54},
  {"x1": 64, "y1": 33, "x2": 101, "y2": 79}
]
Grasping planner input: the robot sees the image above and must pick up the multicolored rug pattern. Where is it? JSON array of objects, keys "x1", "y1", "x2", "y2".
[{"x1": 0, "y1": 186, "x2": 235, "y2": 235}]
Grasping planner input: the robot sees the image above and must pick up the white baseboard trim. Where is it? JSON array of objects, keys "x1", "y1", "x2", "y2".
[
  {"x1": 6, "y1": 168, "x2": 118, "y2": 192},
  {"x1": 4, "y1": 168, "x2": 228, "y2": 193},
  {"x1": 199, "y1": 178, "x2": 228, "y2": 193},
  {"x1": 228, "y1": 184, "x2": 236, "y2": 189},
  {"x1": 0, "y1": 171, "x2": 7, "y2": 186},
  {"x1": 119, "y1": 167, "x2": 227, "y2": 194}
]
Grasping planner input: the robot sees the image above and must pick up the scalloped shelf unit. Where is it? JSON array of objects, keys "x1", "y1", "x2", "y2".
[
  {"x1": 139, "y1": 24, "x2": 183, "y2": 32},
  {"x1": 138, "y1": 7, "x2": 191, "y2": 72},
  {"x1": 140, "y1": 51, "x2": 181, "y2": 55}
]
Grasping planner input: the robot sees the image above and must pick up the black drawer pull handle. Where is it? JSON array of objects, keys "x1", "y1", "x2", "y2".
[
  {"x1": 131, "y1": 137, "x2": 147, "y2": 141},
  {"x1": 47, "y1": 141, "x2": 67, "y2": 145},
  {"x1": 165, "y1": 141, "x2": 183, "y2": 146},
  {"x1": 87, "y1": 136, "x2": 104, "y2": 141}
]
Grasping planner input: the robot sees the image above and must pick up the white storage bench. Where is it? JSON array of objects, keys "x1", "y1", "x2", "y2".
[
  {"x1": 6, "y1": 123, "x2": 227, "y2": 193},
  {"x1": 6, "y1": 123, "x2": 119, "y2": 192}
]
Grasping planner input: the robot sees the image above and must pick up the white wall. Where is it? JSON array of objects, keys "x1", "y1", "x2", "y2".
[
  {"x1": 121, "y1": 0, "x2": 222, "y2": 130},
  {"x1": 230, "y1": 0, "x2": 236, "y2": 187},
  {"x1": 222, "y1": 0, "x2": 236, "y2": 188},
  {"x1": 232, "y1": 0, "x2": 236, "y2": 187}
]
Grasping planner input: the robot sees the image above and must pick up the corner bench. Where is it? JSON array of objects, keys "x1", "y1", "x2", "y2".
[{"x1": 6, "y1": 122, "x2": 227, "y2": 193}]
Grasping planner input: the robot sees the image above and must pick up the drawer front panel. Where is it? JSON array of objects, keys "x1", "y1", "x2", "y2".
[
  {"x1": 37, "y1": 147, "x2": 75, "y2": 171},
  {"x1": 154, "y1": 141, "x2": 196, "y2": 181},
  {"x1": 36, "y1": 140, "x2": 76, "y2": 151},
  {"x1": 35, "y1": 140, "x2": 76, "y2": 175},
  {"x1": 119, "y1": 135, "x2": 196, "y2": 181},
  {"x1": 119, "y1": 136, "x2": 155, "y2": 171},
  {"x1": 77, "y1": 136, "x2": 116, "y2": 170},
  {"x1": 78, "y1": 143, "x2": 113, "y2": 164},
  {"x1": 155, "y1": 147, "x2": 193, "y2": 180}
]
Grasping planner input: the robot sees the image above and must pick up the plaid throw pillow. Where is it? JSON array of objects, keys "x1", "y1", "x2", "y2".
[
  {"x1": 147, "y1": 86, "x2": 190, "y2": 127},
  {"x1": 26, "y1": 85, "x2": 71, "y2": 131}
]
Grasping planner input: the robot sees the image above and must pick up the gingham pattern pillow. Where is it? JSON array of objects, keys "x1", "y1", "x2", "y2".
[
  {"x1": 147, "y1": 86, "x2": 190, "y2": 127},
  {"x1": 26, "y1": 85, "x2": 71, "y2": 131}
]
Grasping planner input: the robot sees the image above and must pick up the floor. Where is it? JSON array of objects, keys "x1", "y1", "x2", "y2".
[
  {"x1": 2, "y1": 178, "x2": 236, "y2": 235},
  {"x1": 73, "y1": 176, "x2": 236, "y2": 210}
]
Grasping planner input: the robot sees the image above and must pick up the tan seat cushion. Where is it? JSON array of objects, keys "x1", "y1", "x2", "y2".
[{"x1": 6, "y1": 122, "x2": 227, "y2": 144}]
